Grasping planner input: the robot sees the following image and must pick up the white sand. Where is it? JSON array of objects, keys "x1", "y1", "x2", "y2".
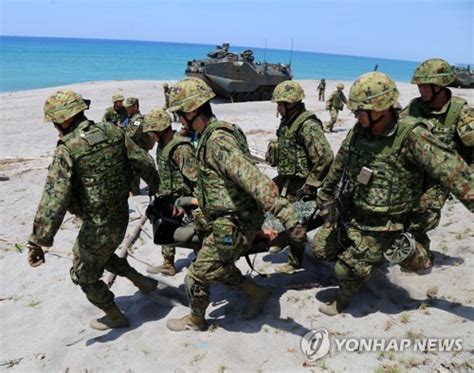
[{"x1": 0, "y1": 80, "x2": 473, "y2": 372}]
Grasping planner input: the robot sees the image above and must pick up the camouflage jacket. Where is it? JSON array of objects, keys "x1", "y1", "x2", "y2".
[
  {"x1": 327, "y1": 91, "x2": 347, "y2": 110},
  {"x1": 196, "y1": 118, "x2": 299, "y2": 229},
  {"x1": 102, "y1": 106, "x2": 128, "y2": 127},
  {"x1": 401, "y1": 91, "x2": 473, "y2": 164},
  {"x1": 126, "y1": 113, "x2": 154, "y2": 150},
  {"x1": 29, "y1": 119, "x2": 159, "y2": 247},
  {"x1": 158, "y1": 134, "x2": 198, "y2": 196},
  {"x1": 317, "y1": 82, "x2": 326, "y2": 91},
  {"x1": 319, "y1": 116, "x2": 474, "y2": 231},
  {"x1": 275, "y1": 109, "x2": 334, "y2": 186}
]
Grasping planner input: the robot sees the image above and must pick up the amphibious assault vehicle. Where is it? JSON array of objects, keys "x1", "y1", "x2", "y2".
[
  {"x1": 448, "y1": 66, "x2": 474, "y2": 88},
  {"x1": 185, "y1": 43, "x2": 293, "y2": 102}
]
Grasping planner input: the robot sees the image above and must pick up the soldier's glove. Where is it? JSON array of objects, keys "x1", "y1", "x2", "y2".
[
  {"x1": 296, "y1": 184, "x2": 318, "y2": 201},
  {"x1": 26, "y1": 242, "x2": 45, "y2": 267},
  {"x1": 288, "y1": 223, "x2": 307, "y2": 245}
]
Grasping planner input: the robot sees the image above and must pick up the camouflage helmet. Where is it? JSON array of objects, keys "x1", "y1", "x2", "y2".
[
  {"x1": 168, "y1": 78, "x2": 215, "y2": 113},
  {"x1": 272, "y1": 80, "x2": 305, "y2": 103},
  {"x1": 112, "y1": 92, "x2": 125, "y2": 102},
  {"x1": 44, "y1": 89, "x2": 88, "y2": 123},
  {"x1": 163, "y1": 83, "x2": 169, "y2": 88},
  {"x1": 125, "y1": 97, "x2": 139, "y2": 108},
  {"x1": 411, "y1": 58, "x2": 454, "y2": 86},
  {"x1": 347, "y1": 72, "x2": 400, "y2": 111},
  {"x1": 337, "y1": 83, "x2": 344, "y2": 90},
  {"x1": 143, "y1": 108, "x2": 171, "y2": 133}
]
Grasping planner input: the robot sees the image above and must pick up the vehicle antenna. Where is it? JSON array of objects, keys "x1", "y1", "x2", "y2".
[
  {"x1": 264, "y1": 38, "x2": 267, "y2": 63},
  {"x1": 289, "y1": 38, "x2": 294, "y2": 67}
]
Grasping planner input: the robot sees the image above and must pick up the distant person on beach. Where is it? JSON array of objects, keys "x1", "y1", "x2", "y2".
[
  {"x1": 164, "y1": 78, "x2": 306, "y2": 331},
  {"x1": 317, "y1": 78, "x2": 326, "y2": 101},
  {"x1": 142, "y1": 108, "x2": 198, "y2": 277},
  {"x1": 312, "y1": 72, "x2": 473, "y2": 316},
  {"x1": 266, "y1": 80, "x2": 333, "y2": 274},
  {"x1": 125, "y1": 97, "x2": 155, "y2": 195},
  {"x1": 26, "y1": 90, "x2": 160, "y2": 330},
  {"x1": 400, "y1": 58, "x2": 473, "y2": 271},
  {"x1": 102, "y1": 92, "x2": 128, "y2": 128},
  {"x1": 324, "y1": 83, "x2": 347, "y2": 132}
]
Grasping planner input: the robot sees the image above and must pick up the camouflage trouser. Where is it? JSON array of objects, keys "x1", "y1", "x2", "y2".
[
  {"x1": 406, "y1": 184, "x2": 449, "y2": 255},
  {"x1": 273, "y1": 175, "x2": 306, "y2": 267},
  {"x1": 185, "y1": 217, "x2": 258, "y2": 318},
  {"x1": 318, "y1": 91, "x2": 325, "y2": 101},
  {"x1": 70, "y1": 211, "x2": 135, "y2": 311},
  {"x1": 312, "y1": 224, "x2": 397, "y2": 300},
  {"x1": 325, "y1": 108, "x2": 339, "y2": 131},
  {"x1": 161, "y1": 245, "x2": 176, "y2": 261}
]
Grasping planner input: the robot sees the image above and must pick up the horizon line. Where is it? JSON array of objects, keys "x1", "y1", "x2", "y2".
[{"x1": 0, "y1": 34, "x2": 440, "y2": 65}]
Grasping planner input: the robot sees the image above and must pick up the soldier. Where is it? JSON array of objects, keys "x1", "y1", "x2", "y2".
[
  {"x1": 142, "y1": 108, "x2": 198, "y2": 276},
  {"x1": 103, "y1": 92, "x2": 128, "y2": 128},
  {"x1": 312, "y1": 72, "x2": 473, "y2": 316},
  {"x1": 324, "y1": 83, "x2": 347, "y2": 132},
  {"x1": 401, "y1": 59, "x2": 473, "y2": 269},
  {"x1": 125, "y1": 97, "x2": 155, "y2": 195},
  {"x1": 266, "y1": 80, "x2": 333, "y2": 274},
  {"x1": 317, "y1": 79, "x2": 326, "y2": 101},
  {"x1": 163, "y1": 83, "x2": 178, "y2": 122},
  {"x1": 164, "y1": 78, "x2": 306, "y2": 331},
  {"x1": 26, "y1": 90, "x2": 160, "y2": 330}
]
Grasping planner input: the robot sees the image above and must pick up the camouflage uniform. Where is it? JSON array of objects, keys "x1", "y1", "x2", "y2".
[
  {"x1": 317, "y1": 79, "x2": 326, "y2": 101},
  {"x1": 165, "y1": 79, "x2": 303, "y2": 329},
  {"x1": 268, "y1": 81, "x2": 333, "y2": 270},
  {"x1": 29, "y1": 90, "x2": 160, "y2": 321},
  {"x1": 312, "y1": 72, "x2": 473, "y2": 314},
  {"x1": 400, "y1": 59, "x2": 474, "y2": 258},
  {"x1": 125, "y1": 97, "x2": 155, "y2": 195},
  {"x1": 102, "y1": 93, "x2": 128, "y2": 128},
  {"x1": 325, "y1": 84, "x2": 347, "y2": 132}
]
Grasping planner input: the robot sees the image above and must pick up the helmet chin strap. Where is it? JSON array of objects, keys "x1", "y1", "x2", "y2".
[
  {"x1": 368, "y1": 111, "x2": 385, "y2": 129},
  {"x1": 183, "y1": 111, "x2": 200, "y2": 134},
  {"x1": 427, "y1": 84, "x2": 442, "y2": 104}
]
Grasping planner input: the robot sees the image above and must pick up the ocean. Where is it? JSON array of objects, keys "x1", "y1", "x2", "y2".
[{"x1": 0, "y1": 36, "x2": 419, "y2": 92}]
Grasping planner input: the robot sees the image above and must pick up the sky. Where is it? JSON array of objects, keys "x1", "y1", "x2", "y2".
[{"x1": 1, "y1": 0, "x2": 472, "y2": 64}]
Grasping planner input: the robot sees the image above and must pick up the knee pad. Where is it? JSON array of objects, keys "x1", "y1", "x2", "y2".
[{"x1": 334, "y1": 260, "x2": 352, "y2": 281}]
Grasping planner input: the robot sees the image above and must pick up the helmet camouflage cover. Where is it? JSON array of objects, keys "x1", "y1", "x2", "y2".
[
  {"x1": 112, "y1": 92, "x2": 125, "y2": 102},
  {"x1": 272, "y1": 80, "x2": 305, "y2": 103},
  {"x1": 348, "y1": 72, "x2": 400, "y2": 111},
  {"x1": 337, "y1": 83, "x2": 344, "y2": 89},
  {"x1": 411, "y1": 58, "x2": 454, "y2": 86},
  {"x1": 125, "y1": 97, "x2": 139, "y2": 108},
  {"x1": 44, "y1": 89, "x2": 88, "y2": 123},
  {"x1": 143, "y1": 108, "x2": 171, "y2": 133},
  {"x1": 168, "y1": 78, "x2": 215, "y2": 113}
]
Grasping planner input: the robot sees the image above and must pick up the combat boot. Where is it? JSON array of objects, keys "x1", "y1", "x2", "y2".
[
  {"x1": 319, "y1": 294, "x2": 349, "y2": 317},
  {"x1": 240, "y1": 279, "x2": 271, "y2": 319},
  {"x1": 89, "y1": 304, "x2": 129, "y2": 330},
  {"x1": 166, "y1": 314, "x2": 206, "y2": 332},
  {"x1": 275, "y1": 262, "x2": 300, "y2": 274},
  {"x1": 146, "y1": 257, "x2": 176, "y2": 276},
  {"x1": 126, "y1": 270, "x2": 158, "y2": 295}
]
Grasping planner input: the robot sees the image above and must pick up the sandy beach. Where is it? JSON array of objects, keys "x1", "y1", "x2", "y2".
[{"x1": 0, "y1": 80, "x2": 473, "y2": 372}]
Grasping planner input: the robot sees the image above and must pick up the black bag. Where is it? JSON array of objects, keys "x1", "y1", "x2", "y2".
[{"x1": 146, "y1": 195, "x2": 184, "y2": 245}]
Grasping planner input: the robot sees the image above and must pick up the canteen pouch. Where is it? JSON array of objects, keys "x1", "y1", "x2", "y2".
[
  {"x1": 265, "y1": 140, "x2": 279, "y2": 167},
  {"x1": 213, "y1": 217, "x2": 240, "y2": 263}
]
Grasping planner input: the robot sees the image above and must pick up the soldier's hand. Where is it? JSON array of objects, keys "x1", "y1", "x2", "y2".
[
  {"x1": 289, "y1": 223, "x2": 307, "y2": 244},
  {"x1": 26, "y1": 242, "x2": 45, "y2": 267}
]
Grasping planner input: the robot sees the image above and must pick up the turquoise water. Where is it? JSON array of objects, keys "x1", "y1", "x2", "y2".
[{"x1": 0, "y1": 36, "x2": 419, "y2": 92}]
